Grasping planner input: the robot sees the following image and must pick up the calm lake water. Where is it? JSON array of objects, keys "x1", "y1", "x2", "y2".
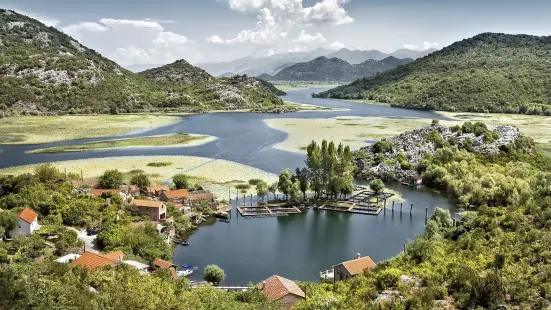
[{"x1": 0, "y1": 88, "x2": 457, "y2": 283}]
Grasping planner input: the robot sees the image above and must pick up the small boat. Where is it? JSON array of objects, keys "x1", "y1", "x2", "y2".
[
  {"x1": 177, "y1": 269, "x2": 193, "y2": 277},
  {"x1": 172, "y1": 239, "x2": 189, "y2": 246},
  {"x1": 182, "y1": 264, "x2": 192, "y2": 269}
]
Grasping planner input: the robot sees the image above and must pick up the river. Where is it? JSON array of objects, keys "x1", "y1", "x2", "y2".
[{"x1": 0, "y1": 88, "x2": 457, "y2": 284}]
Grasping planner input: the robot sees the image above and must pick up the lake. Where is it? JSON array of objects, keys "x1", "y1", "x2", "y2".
[{"x1": 0, "y1": 88, "x2": 457, "y2": 283}]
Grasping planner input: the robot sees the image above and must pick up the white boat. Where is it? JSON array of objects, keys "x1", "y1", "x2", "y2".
[
  {"x1": 177, "y1": 269, "x2": 194, "y2": 277},
  {"x1": 320, "y1": 269, "x2": 334, "y2": 279}
]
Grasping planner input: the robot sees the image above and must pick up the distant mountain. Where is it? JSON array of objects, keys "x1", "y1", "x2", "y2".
[
  {"x1": 314, "y1": 33, "x2": 551, "y2": 115},
  {"x1": 0, "y1": 9, "x2": 283, "y2": 116},
  {"x1": 199, "y1": 47, "x2": 434, "y2": 78},
  {"x1": 327, "y1": 48, "x2": 437, "y2": 64},
  {"x1": 199, "y1": 48, "x2": 331, "y2": 77},
  {"x1": 260, "y1": 56, "x2": 412, "y2": 83}
]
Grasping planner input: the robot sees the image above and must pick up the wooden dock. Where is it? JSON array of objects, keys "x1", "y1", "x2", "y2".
[
  {"x1": 237, "y1": 205, "x2": 301, "y2": 218},
  {"x1": 318, "y1": 202, "x2": 382, "y2": 215}
]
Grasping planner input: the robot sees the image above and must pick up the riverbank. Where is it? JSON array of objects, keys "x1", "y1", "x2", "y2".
[
  {"x1": 265, "y1": 112, "x2": 551, "y2": 154},
  {"x1": 264, "y1": 116, "x2": 433, "y2": 153},
  {"x1": 0, "y1": 115, "x2": 182, "y2": 145},
  {"x1": 28, "y1": 134, "x2": 216, "y2": 154},
  {"x1": 273, "y1": 82, "x2": 342, "y2": 91},
  {"x1": 0, "y1": 156, "x2": 278, "y2": 199}
]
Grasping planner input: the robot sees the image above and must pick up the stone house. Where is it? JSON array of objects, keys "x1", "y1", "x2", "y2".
[
  {"x1": 130, "y1": 199, "x2": 167, "y2": 221},
  {"x1": 120, "y1": 185, "x2": 141, "y2": 198},
  {"x1": 146, "y1": 186, "x2": 169, "y2": 198},
  {"x1": 159, "y1": 189, "x2": 189, "y2": 203},
  {"x1": 9, "y1": 207, "x2": 39, "y2": 237},
  {"x1": 257, "y1": 275, "x2": 305, "y2": 309},
  {"x1": 406, "y1": 175, "x2": 423, "y2": 186},
  {"x1": 333, "y1": 254, "x2": 376, "y2": 282}
]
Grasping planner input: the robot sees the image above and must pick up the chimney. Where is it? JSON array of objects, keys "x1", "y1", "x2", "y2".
[
  {"x1": 260, "y1": 281, "x2": 266, "y2": 290},
  {"x1": 355, "y1": 253, "x2": 361, "y2": 259}
]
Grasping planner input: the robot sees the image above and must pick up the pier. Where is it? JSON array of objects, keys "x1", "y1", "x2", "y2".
[
  {"x1": 318, "y1": 190, "x2": 395, "y2": 216},
  {"x1": 237, "y1": 204, "x2": 301, "y2": 218}
]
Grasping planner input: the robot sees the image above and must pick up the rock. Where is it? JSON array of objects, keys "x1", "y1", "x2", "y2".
[{"x1": 355, "y1": 124, "x2": 523, "y2": 182}]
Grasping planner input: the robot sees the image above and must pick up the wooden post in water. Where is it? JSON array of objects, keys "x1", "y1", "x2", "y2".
[
  {"x1": 425, "y1": 207, "x2": 428, "y2": 221},
  {"x1": 243, "y1": 195, "x2": 246, "y2": 207},
  {"x1": 400, "y1": 203, "x2": 403, "y2": 213},
  {"x1": 392, "y1": 201, "x2": 395, "y2": 210},
  {"x1": 250, "y1": 194, "x2": 253, "y2": 206},
  {"x1": 410, "y1": 204, "x2": 413, "y2": 214}
]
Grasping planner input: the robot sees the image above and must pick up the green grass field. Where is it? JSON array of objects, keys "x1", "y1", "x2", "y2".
[{"x1": 0, "y1": 115, "x2": 181, "y2": 145}]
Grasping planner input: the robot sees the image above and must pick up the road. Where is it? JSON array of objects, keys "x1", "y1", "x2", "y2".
[{"x1": 69, "y1": 227, "x2": 99, "y2": 254}]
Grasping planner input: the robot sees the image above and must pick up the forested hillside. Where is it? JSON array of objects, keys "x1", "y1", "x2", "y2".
[
  {"x1": 260, "y1": 56, "x2": 412, "y2": 83},
  {"x1": 0, "y1": 9, "x2": 283, "y2": 116},
  {"x1": 315, "y1": 33, "x2": 551, "y2": 115}
]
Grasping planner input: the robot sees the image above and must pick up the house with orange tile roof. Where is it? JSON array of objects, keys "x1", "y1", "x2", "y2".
[
  {"x1": 69, "y1": 252, "x2": 121, "y2": 270},
  {"x1": 159, "y1": 189, "x2": 189, "y2": 203},
  {"x1": 154, "y1": 258, "x2": 177, "y2": 269},
  {"x1": 257, "y1": 275, "x2": 305, "y2": 309},
  {"x1": 131, "y1": 199, "x2": 166, "y2": 221},
  {"x1": 9, "y1": 207, "x2": 39, "y2": 237},
  {"x1": 146, "y1": 186, "x2": 169, "y2": 198},
  {"x1": 332, "y1": 253, "x2": 376, "y2": 282}
]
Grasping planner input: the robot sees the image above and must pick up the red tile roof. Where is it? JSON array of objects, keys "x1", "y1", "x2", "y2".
[
  {"x1": 69, "y1": 252, "x2": 118, "y2": 270},
  {"x1": 411, "y1": 175, "x2": 423, "y2": 180},
  {"x1": 18, "y1": 208, "x2": 38, "y2": 224},
  {"x1": 257, "y1": 275, "x2": 305, "y2": 301},
  {"x1": 131, "y1": 199, "x2": 165, "y2": 208},
  {"x1": 154, "y1": 258, "x2": 176, "y2": 269},
  {"x1": 340, "y1": 256, "x2": 376, "y2": 276},
  {"x1": 162, "y1": 189, "x2": 189, "y2": 199},
  {"x1": 147, "y1": 186, "x2": 169, "y2": 193},
  {"x1": 102, "y1": 251, "x2": 125, "y2": 261}
]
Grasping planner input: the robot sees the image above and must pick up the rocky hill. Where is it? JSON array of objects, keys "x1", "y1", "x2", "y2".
[
  {"x1": 356, "y1": 122, "x2": 523, "y2": 181},
  {"x1": 0, "y1": 9, "x2": 283, "y2": 116},
  {"x1": 327, "y1": 48, "x2": 435, "y2": 64},
  {"x1": 260, "y1": 56, "x2": 412, "y2": 83},
  {"x1": 315, "y1": 33, "x2": 551, "y2": 115}
]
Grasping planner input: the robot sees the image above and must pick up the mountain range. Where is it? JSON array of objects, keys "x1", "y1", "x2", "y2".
[
  {"x1": 314, "y1": 33, "x2": 551, "y2": 116},
  {"x1": 258, "y1": 56, "x2": 412, "y2": 83},
  {"x1": 0, "y1": 9, "x2": 283, "y2": 116},
  {"x1": 197, "y1": 47, "x2": 437, "y2": 77}
]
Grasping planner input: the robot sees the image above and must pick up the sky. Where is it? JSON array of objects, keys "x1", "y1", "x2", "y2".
[{"x1": 2, "y1": 0, "x2": 551, "y2": 66}]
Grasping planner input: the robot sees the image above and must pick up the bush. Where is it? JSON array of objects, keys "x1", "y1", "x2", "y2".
[
  {"x1": 172, "y1": 174, "x2": 190, "y2": 190},
  {"x1": 98, "y1": 169, "x2": 123, "y2": 189},
  {"x1": 147, "y1": 162, "x2": 172, "y2": 167},
  {"x1": 373, "y1": 140, "x2": 394, "y2": 154},
  {"x1": 370, "y1": 179, "x2": 385, "y2": 194},
  {"x1": 248, "y1": 179, "x2": 263, "y2": 186},
  {"x1": 235, "y1": 184, "x2": 251, "y2": 190},
  {"x1": 204, "y1": 264, "x2": 225, "y2": 284}
]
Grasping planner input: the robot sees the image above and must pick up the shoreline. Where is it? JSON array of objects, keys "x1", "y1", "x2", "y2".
[
  {"x1": 0, "y1": 155, "x2": 278, "y2": 200},
  {"x1": 27, "y1": 134, "x2": 218, "y2": 154}
]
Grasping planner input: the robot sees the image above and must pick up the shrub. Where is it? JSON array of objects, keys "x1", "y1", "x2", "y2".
[
  {"x1": 99, "y1": 169, "x2": 123, "y2": 189},
  {"x1": 248, "y1": 179, "x2": 263, "y2": 186},
  {"x1": 235, "y1": 184, "x2": 251, "y2": 190},
  {"x1": 373, "y1": 140, "x2": 394, "y2": 154},
  {"x1": 204, "y1": 264, "x2": 225, "y2": 284},
  {"x1": 147, "y1": 162, "x2": 172, "y2": 167},
  {"x1": 172, "y1": 174, "x2": 191, "y2": 189}
]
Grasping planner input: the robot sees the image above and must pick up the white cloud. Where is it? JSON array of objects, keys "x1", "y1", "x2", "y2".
[
  {"x1": 330, "y1": 41, "x2": 346, "y2": 50},
  {"x1": 207, "y1": 35, "x2": 225, "y2": 44},
  {"x1": 212, "y1": 0, "x2": 352, "y2": 46},
  {"x1": 302, "y1": 0, "x2": 353, "y2": 25},
  {"x1": 294, "y1": 30, "x2": 325, "y2": 43},
  {"x1": 423, "y1": 42, "x2": 440, "y2": 49},
  {"x1": 401, "y1": 42, "x2": 440, "y2": 51},
  {"x1": 18, "y1": 10, "x2": 60, "y2": 27},
  {"x1": 62, "y1": 18, "x2": 201, "y2": 66}
]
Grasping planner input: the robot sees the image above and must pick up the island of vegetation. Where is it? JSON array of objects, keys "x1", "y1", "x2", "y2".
[
  {"x1": 28, "y1": 133, "x2": 215, "y2": 154},
  {"x1": 315, "y1": 33, "x2": 551, "y2": 116},
  {"x1": 0, "y1": 115, "x2": 182, "y2": 145}
]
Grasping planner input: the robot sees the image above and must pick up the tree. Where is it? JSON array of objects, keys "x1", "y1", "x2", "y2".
[
  {"x1": 278, "y1": 169, "x2": 293, "y2": 200},
  {"x1": 306, "y1": 141, "x2": 323, "y2": 198},
  {"x1": 256, "y1": 181, "x2": 268, "y2": 202},
  {"x1": 172, "y1": 174, "x2": 190, "y2": 190},
  {"x1": 99, "y1": 169, "x2": 123, "y2": 189},
  {"x1": 289, "y1": 181, "x2": 301, "y2": 201},
  {"x1": 431, "y1": 118, "x2": 440, "y2": 126},
  {"x1": 34, "y1": 163, "x2": 61, "y2": 183},
  {"x1": 296, "y1": 167, "x2": 310, "y2": 200},
  {"x1": 0, "y1": 210, "x2": 18, "y2": 235},
  {"x1": 268, "y1": 182, "x2": 278, "y2": 200},
  {"x1": 204, "y1": 264, "x2": 225, "y2": 284},
  {"x1": 130, "y1": 173, "x2": 150, "y2": 190},
  {"x1": 370, "y1": 179, "x2": 385, "y2": 194}
]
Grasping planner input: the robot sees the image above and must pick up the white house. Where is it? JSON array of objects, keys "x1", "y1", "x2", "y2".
[{"x1": 9, "y1": 208, "x2": 39, "y2": 237}]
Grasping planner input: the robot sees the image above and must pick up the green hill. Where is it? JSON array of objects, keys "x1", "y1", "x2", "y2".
[
  {"x1": 0, "y1": 9, "x2": 283, "y2": 116},
  {"x1": 315, "y1": 33, "x2": 551, "y2": 115}
]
